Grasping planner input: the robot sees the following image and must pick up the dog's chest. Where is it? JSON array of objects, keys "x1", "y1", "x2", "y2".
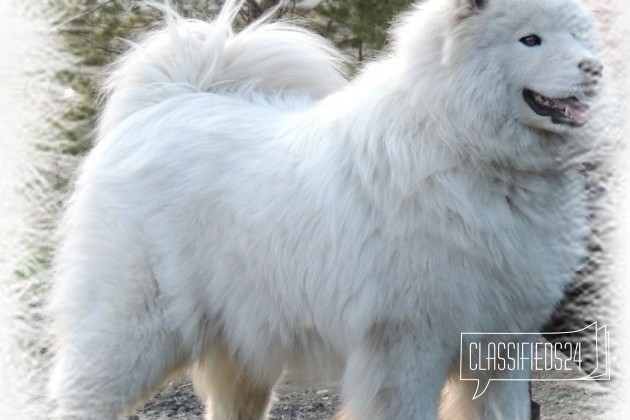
[{"x1": 392, "y1": 168, "x2": 589, "y2": 328}]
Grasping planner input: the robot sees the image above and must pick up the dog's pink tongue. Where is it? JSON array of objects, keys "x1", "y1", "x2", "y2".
[
  {"x1": 551, "y1": 98, "x2": 592, "y2": 126},
  {"x1": 571, "y1": 106, "x2": 591, "y2": 126}
]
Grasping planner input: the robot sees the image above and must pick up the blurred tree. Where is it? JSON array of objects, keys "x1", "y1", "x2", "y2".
[{"x1": 315, "y1": 0, "x2": 413, "y2": 61}]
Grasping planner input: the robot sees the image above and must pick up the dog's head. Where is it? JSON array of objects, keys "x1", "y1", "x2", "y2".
[
  {"x1": 393, "y1": 0, "x2": 605, "y2": 169},
  {"x1": 450, "y1": 0, "x2": 602, "y2": 133}
]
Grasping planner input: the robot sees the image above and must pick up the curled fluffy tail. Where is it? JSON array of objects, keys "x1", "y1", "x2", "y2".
[{"x1": 99, "y1": 0, "x2": 348, "y2": 136}]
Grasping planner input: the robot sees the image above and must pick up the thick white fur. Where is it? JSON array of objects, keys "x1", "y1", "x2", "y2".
[{"x1": 49, "y1": 0, "x2": 604, "y2": 419}]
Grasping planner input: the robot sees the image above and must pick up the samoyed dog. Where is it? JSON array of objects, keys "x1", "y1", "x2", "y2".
[{"x1": 49, "y1": 0, "x2": 605, "y2": 419}]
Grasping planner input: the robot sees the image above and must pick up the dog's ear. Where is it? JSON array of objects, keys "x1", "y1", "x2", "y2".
[{"x1": 455, "y1": 0, "x2": 487, "y2": 19}]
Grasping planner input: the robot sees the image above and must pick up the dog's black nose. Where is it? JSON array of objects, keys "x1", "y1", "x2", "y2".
[{"x1": 578, "y1": 59, "x2": 603, "y2": 78}]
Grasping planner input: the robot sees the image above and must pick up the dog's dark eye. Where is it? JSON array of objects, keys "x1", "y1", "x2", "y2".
[{"x1": 519, "y1": 34, "x2": 542, "y2": 47}]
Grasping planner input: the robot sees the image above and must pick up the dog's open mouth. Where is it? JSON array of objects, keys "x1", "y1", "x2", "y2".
[{"x1": 523, "y1": 89, "x2": 591, "y2": 127}]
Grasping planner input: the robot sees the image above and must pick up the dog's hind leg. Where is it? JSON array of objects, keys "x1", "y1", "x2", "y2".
[
  {"x1": 49, "y1": 264, "x2": 185, "y2": 419},
  {"x1": 191, "y1": 341, "x2": 283, "y2": 420},
  {"x1": 50, "y1": 324, "x2": 182, "y2": 419}
]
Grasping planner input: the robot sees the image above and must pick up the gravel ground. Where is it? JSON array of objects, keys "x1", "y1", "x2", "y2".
[
  {"x1": 131, "y1": 380, "x2": 341, "y2": 420},
  {"x1": 530, "y1": 359, "x2": 616, "y2": 420},
  {"x1": 130, "y1": 369, "x2": 616, "y2": 420}
]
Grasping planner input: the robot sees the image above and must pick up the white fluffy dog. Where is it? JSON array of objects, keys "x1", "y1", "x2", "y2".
[{"x1": 49, "y1": 0, "x2": 605, "y2": 419}]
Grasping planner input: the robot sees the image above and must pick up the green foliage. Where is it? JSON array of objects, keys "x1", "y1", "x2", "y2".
[
  {"x1": 315, "y1": 0, "x2": 413, "y2": 61},
  {"x1": 47, "y1": 0, "x2": 160, "y2": 157}
]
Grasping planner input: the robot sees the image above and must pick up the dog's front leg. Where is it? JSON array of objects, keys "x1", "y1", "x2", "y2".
[
  {"x1": 472, "y1": 346, "x2": 532, "y2": 420},
  {"x1": 339, "y1": 324, "x2": 452, "y2": 420},
  {"x1": 441, "y1": 338, "x2": 532, "y2": 420}
]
